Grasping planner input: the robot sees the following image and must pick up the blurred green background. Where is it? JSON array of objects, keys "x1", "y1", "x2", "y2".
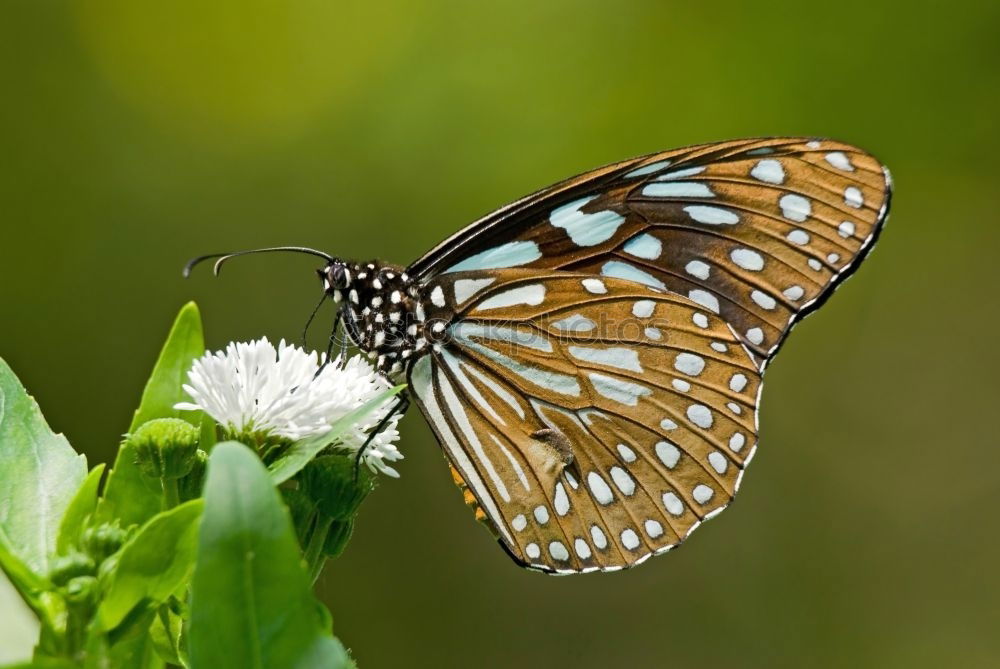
[{"x1": 2, "y1": 1, "x2": 998, "y2": 667}]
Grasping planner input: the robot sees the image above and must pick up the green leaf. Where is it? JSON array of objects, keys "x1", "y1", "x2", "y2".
[
  {"x1": 189, "y1": 442, "x2": 353, "y2": 669},
  {"x1": 129, "y1": 302, "x2": 206, "y2": 431},
  {"x1": 98, "y1": 303, "x2": 205, "y2": 528},
  {"x1": 55, "y1": 464, "x2": 105, "y2": 555},
  {"x1": 267, "y1": 384, "x2": 405, "y2": 485},
  {"x1": 0, "y1": 357, "x2": 87, "y2": 578},
  {"x1": 84, "y1": 607, "x2": 164, "y2": 669},
  {"x1": 96, "y1": 500, "x2": 203, "y2": 631}
]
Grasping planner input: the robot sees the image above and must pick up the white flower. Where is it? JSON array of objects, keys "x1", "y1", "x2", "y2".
[{"x1": 175, "y1": 338, "x2": 403, "y2": 477}]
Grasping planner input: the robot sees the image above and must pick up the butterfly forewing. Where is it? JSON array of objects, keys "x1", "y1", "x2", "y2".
[
  {"x1": 408, "y1": 270, "x2": 762, "y2": 572},
  {"x1": 410, "y1": 137, "x2": 891, "y2": 366}
]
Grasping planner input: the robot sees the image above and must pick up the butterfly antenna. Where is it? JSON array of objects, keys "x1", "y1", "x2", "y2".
[
  {"x1": 301, "y1": 291, "x2": 330, "y2": 349},
  {"x1": 183, "y1": 246, "x2": 335, "y2": 278}
]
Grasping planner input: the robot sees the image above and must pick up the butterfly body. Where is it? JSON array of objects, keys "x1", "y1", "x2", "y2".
[
  {"x1": 320, "y1": 259, "x2": 455, "y2": 376},
  {"x1": 220, "y1": 137, "x2": 892, "y2": 574}
]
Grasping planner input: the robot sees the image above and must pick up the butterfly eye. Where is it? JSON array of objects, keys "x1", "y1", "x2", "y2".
[{"x1": 324, "y1": 262, "x2": 350, "y2": 290}]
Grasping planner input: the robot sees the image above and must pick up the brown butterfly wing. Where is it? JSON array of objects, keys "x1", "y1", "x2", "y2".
[
  {"x1": 408, "y1": 270, "x2": 761, "y2": 573},
  {"x1": 410, "y1": 137, "x2": 891, "y2": 366}
]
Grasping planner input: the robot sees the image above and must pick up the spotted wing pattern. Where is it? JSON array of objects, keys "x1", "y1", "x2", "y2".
[
  {"x1": 409, "y1": 138, "x2": 891, "y2": 366},
  {"x1": 408, "y1": 270, "x2": 761, "y2": 573}
]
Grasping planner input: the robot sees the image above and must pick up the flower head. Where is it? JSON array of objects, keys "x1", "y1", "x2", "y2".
[{"x1": 175, "y1": 338, "x2": 403, "y2": 476}]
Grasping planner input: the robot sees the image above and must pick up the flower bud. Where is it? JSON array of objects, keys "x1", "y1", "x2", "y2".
[
  {"x1": 129, "y1": 418, "x2": 200, "y2": 480},
  {"x1": 64, "y1": 576, "x2": 98, "y2": 606},
  {"x1": 82, "y1": 522, "x2": 129, "y2": 564},
  {"x1": 49, "y1": 552, "x2": 96, "y2": 586},
  {"x1": 298, "y1": 455, "x2": 375, "y2": 521}
]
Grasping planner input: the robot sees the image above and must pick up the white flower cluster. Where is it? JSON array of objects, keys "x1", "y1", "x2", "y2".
[{"x1": 175, "y1": 338, "x2": 403, "y2": 476}]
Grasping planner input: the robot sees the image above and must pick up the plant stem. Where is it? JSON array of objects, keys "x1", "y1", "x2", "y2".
[
  {"x1": 304, "y1": 516, "x2": 333, "y2": 584},
  {"x1": 162, "y1": 477, "x2": 180, "y2": 509}
]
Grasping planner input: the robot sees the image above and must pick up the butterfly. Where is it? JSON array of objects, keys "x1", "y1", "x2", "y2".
[{"x1": 189, "y1": 137, "x2": 892, "y2": 574}]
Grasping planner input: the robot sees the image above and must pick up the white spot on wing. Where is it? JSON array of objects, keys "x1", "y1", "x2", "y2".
[
  {"x1": 623, "y1": 233, "x2": 663, "y2": 260},
  {"x1": 693, "y1": 484, "x2": 714, "y2": 504},
  {"x1": 787, "y1": 229, "x2": 810, "y2": 245},
  {"x1": 779, "y1": 194, "x2": 811, "y2": 222},
  {"x1": 445, "y1": 240, "x2": 541, "y2": 273},
  {"x1": 655, "y1": 441, "x2": 680, "y2": 468},
  {"x1": 616, "y1": 443, "x2": 637, "y2": 462},
  {"x1": 750, "y1": 159, "x2": 785, "y2": 184},
  {"x1": 642, "y1": 182, "x2": 714, "y2": 198},
  {"x1": 569, "y1": 346, "x2": 643, "y2": 373},
  {"x1": 624, "y1": 159, "x2": 671, "y2": 178},
  {"x1": 729, "y1": 373, "x2": 748, "y2": 392},
  {"x1": 688, "y1": 289, "x2": 720, "y2": 313},
  {"x1": 601, "y1": 261, "x2": 666, "y2": 290},
  {"x1": 621, "y1": 528, "x2": 640, "y2": 550},
  {"x1": 610, "y1": 467, "x2": 636, "y2": 496},
  {"x1": 587, "y1": 471, "x2": 614, "y2": 505},
  {"x1": 582, "y1": 278, "x2": 607, "y2": 294},
  {"x1": 783, "y1": 285, "x2": 804, "y2": 301},
  {"x1": 550, "y1": 196, "x2": 626, "y2": 246},
  {"x1": 844, "y1": 186, "x2": 864, "y2": 208},
  {"x1": 549, "y1": 541, "x2": 569, "y2": 561},
  {"x1": 551, "y1": 313, "x2": 596, "y2": 333},
  {"x1": 474, "y1": 284, "x2": 546, "y2": 311},
  {"x1": 452, "y1": 323, "x2": 581, "y2": 396},
  {"x1": 674, "y1": 352, "x2": 706, "y2": 376},
  {"x1": 838, "y1": 221, "x2": 856, "y2": 238},
  {"x1": 591, "y1": 525, "x2": 608, "y2": 549},
  {"x1": 684, "y1": 205, "x2": 739, "y2": 225},
  {"x1": 554, "y1": 482, "x2": 570, "y2": 516},
  {"x1": 825, "y1": 152, "x2": 855, "y2": 171},
  {"x1": 751, "y1": 290, "x2": 777, "y2": 310},
  {"x1": 730, "y1": 432, "x2": 746, "y2": 452},
  {"x1": 686, "y1": 404, "x2": 713, "y2": 429},
  {"x1": 685, "y1": 260, "x2": 710, "y2": 280},
  {"x1": 656, "y1": 166, "x2": 705, "y2": 180},
  {"x1": 662, "y1": 492, "x2": 684, "y2": 516},
  {"x1": 453, "y1": 277, "x2": 496, "y2": 305},
  {"x1": 632, "y1": 300, "x2": 655, "y2": 318},
  {"x1": 730, "y1": 248, "x2": 764, "y2": 271},
  {"x1": 589, "y1": 372, "x2": 652, "y2": 406}
]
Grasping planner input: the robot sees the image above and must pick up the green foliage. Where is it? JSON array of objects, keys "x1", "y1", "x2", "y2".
[
  {"x1": 189, "y1": 442, "x2": 354, "y2": 669},
  {"x1": 0, "y1": 303, "x2": 379, "y2": 667},
  {"x1": 55, "y1": 466, "x2": 106, "y2": 556},
  {"x1": 97, "y1": 500, "x2": 203, "y2": 631},
  {"x1": 0, "y1": 358, "x2": 88, "y2": 578},
  {"x1": 98, "y1": 302, "x2": 206, "y2": 529}
]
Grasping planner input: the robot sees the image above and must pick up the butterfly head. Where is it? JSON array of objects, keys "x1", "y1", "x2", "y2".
[{"x1": 317, "y1": 258, "x2": 353, "y2": 300}]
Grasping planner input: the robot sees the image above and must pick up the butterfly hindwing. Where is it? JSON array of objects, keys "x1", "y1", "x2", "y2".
[
  {"x1": 410, "y1": 137, "x2": 891, "y2": 366},
  {"x1": 408, "y1": 270, "x2": 762, "y2": 572}
]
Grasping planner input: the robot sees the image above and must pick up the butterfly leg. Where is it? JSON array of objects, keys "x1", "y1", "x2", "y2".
[
  {"x1": 353, "y1": 390, "x2": 410, "y2": 481},
  {"x1": 314, "y1": 310, "x2": 343, "y2": 378}
]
